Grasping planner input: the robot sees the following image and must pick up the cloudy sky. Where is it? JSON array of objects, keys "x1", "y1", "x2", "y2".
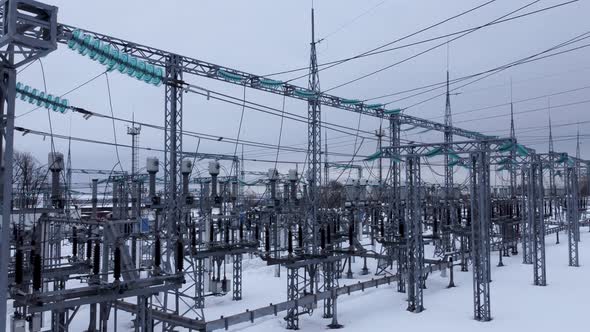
[{"x1": 13, "y1": 0, "x2": 590, "y2": 185}]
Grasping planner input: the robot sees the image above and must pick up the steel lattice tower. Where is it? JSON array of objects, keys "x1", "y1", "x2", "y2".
[
  {"x1": 307, "y1": 7, "x2": 321, "y2": 254},
  {"x1": 443, "y1": 71, "x2": 454, "y2": 251}
]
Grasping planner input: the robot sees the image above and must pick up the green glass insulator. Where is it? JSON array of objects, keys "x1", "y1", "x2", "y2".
[
  {"x1": 68, "y1": 30, "x2": 83, "y2": 49},
  {"x1": 143, "y1": 63, "x2": 154, "y2": 83},
  {"x1": 45, "y1": 94, "x2": 53, "y2": 108},
  {"x1": 21, "y1": 86, "x2": 30, "y2": 101},
  {"x1": 89, "y1": 38, "x2": 102, "y2": 60},
  {"x1": 106, "y1": 48, "x2": 119, "y2": 71},
  {"x1": 59, "y1": 99, "x2": 69, "y2": 113},
  {"x1": 126, "y1": 56, "x2": 138, "y2": 76},
  {"x1": 99, "y1": 44, "x2": 110, "y2": 65},
  {"x1": 16, "y1": 82, "x2": 22, "y2": 98},
  {"x1": 29, "y1": 89, "x2": 38, "y2": 104},
  {"x1": 134, "y1": 60, "x2": 145, "y2": 80},
  {"x1": 51, "y1": 97, "x2": 60, "y2": 111},
  {"x1": 151, "y1": 67, "x2": 164, "y2": 86},
  {"x1": 79, "y1": 35, "x2": 91, "y2": 56},
  {"x1": 37, "y1": 91, "x2": 45, "y2": 107},
  {"x1": 118, "y1": 53, "x2": 129, "y2": 73}
]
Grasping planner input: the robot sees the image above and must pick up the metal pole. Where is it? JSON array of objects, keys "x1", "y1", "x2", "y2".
[{"x1": 0, "y1": 65, "x2": 16, "y2": 332}]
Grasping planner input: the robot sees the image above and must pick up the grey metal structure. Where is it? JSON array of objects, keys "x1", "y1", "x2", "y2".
[
  {"x1": 469, "y1": 144, "x2": 491, "y2": 322},
  {"x1": 405, "y1": 154, "x2": 424, "y2": 313},
  {"x1": 528, "y1": 155, "x2": 546, "y2": 286},
  {"x1": 0, "y1": 2, "x2": 58, "y2": 331},
  {"x1": 1, "y1": 2, "x2": 589, "y2": 332}
]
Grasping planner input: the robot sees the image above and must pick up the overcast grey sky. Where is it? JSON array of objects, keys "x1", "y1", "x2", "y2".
[{"x1": 13, "y1": 0, "x2": 590, "y2": 184}]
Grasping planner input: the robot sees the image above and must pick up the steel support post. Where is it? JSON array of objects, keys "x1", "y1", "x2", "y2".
[
  {"x1": 405, "y1": 154, "x2": 424, "y2": 313},
  {"x1": 232, "y1": 254, "x2": 242, "y2": 301},
  {"x1": 530, "y1": 156, "x2": 546, "y2": 286},
  {"x1": 306, "y1": 8, "x2": 321, "y2": 255},
  {"x1": 286, "y1": 267, "x2": 300, "y2": 330},
  {"x1": 389, "y1": 116, "x2": 406, "y2": 293},
  {"x1": 0, "y1": 65, "x2": 16, "y2": 332},
  {"x1": 566, "y1": 166, "x2": 580, "y2": 267},
  {"x1": 323, "y1": 261, "x2": 335, "y2": 319},
  {"x1": 196, "y1": 258, "x2": 204, "y2": 308},
  {"x1": 470, "y1": 147, "x2": 491, "y2": 321},
  {"x1": 163, "y1": 54, "x2": 186, "y2": 329},
  {"x1": 0, "y1": 3, "x2": 58, "y2": 327},
  {"x1": 521, "y1": 168, "x2": 532, "y2": 264},
  {"x1": 443, "y1": 71, "x2": 455, "y2": 253}
]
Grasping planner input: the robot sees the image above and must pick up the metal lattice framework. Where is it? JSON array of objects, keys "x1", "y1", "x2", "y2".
[
  {"x1": 405, "y1": 154, "x2": 424, "y2": 313},
  {"x1": 469, "y1": 145, "x2": 491, "y2": 322}
]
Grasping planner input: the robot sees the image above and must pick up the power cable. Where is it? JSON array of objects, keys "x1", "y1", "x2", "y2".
[
  {"x1": 323, "y1": 0, "x2": 541, "y2": 92},
  {"x1": 267, "y1": 0, "x2": 498, "y2": 79}
]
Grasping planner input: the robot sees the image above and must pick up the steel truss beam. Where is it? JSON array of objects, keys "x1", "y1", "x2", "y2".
[{"x1": 55, "y1": 25, "x2": 495, "y2": 141}]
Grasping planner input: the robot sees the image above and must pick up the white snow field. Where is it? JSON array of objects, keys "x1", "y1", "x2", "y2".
[
  {"x1": 7, "y1": 230, "x2": 590, "y2": 332},
  {"x1": 219, "y1": 231, "x2": 590, "y2": 332}
]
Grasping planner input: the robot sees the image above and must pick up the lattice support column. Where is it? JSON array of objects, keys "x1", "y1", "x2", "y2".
[
  {"x1": 389, "y1": 116, "x2": 406, "y2": 293},
  {"x1": 521, "y1": 168, "x2": 532, "y2": 265},
  {"x1": 233, "y1": 254, "x2": 243, "y2": 301},
  {"x1": 305, "y1": 8, "x2": 321, "y2": 254},
  {"x1": 530, "y1": 156, "x2": 546, "y2": 286},
  {"x1": 566, "y1": 165, "x2": 580, "y2": 267},
  {"x1": 162, "y1": 54, "x2": 186, "y2": 329},
  {"x1": 286, "y1": 267, "x2": 300, "y2": 330},
  {"x1": 405, "y1": 154, "x2": 424, "y2": 313},
  {"x1": 322, "y1": 261, "x2": 335, "y2": 318},
  {"x1": 196, "y1": 258, "x2": 204, "y2": 308},
  {"x1": 470, "y1": 147, "x2": 491, "y2": 322}
]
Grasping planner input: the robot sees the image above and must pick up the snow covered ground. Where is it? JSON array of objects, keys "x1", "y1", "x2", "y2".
[
  {"x1": 228, "y1": 231, "x2": 590, "y2": 332},
  {"x1": 7, "y1": 230, "x2": 590, "y2": 331}
]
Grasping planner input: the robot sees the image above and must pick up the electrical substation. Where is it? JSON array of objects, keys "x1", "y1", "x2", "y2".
[{"x1": 0, "y1": 1, "x2": 589, "y2": 331}]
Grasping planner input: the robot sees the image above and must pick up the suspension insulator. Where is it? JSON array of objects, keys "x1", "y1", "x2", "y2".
[
  {"x1": 225, "y1": 224, "x2": 230, "y2": 244},
  {"x1": 320, "y1": 227, "x2": 326, "y2": 250},
  {"x1": 33, "y1": 253, "x2": 42, "y2": 291},
  {"x1": 210, "y1": 220, "x2": 215, "y2": 242},
  {"x1": 86, "y1": 239, "x2": 92, "y2": 261},
  {"x1": 93, "y1": 241, "x2": 101, "y2": 275},
  {"x1": 72, "y1": 227, "x2": 78, "y2": 258},
  {"x1": 15, "y1": 248, "x2": 24, "y2": 286},
  {"x1": 433, "y1": 214, "x2": 438, "y2": 235},
  {"x1": 191, "y1": 224, "x2": 197, "y2": 247},
  {"x1": 154, "y1": 237, "x2": 161, "y2": 268},
  {"x1": 380, "y1": 219, "x2": 385, "y2": 237},
  {"x1": 114, "y1": 247, "x2": 121, "y2": 281},
  {"x1": 239, "y1": 223, "x2": 244, "y2": 241},
  {"x1": 265, "y1": 225, "x2": 270, "y2": 253},
  {"x1": 298, "y1": 224, "x2": 303, "y2": 248},
  {"x1": 399, "y1": 222, "x2": 405, "y2": 238},
  {"x1": 348, "y1": 223, "x2": 354, "y2": 246},
  {"x1": 288, "y1": 229, "x2": 293, "y2": 254},
  {"x1": 176, "y1": 240, "x2": 184, "y2": 273}
]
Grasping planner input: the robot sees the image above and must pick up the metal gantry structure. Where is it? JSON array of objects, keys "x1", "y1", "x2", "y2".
[{"x1": 1, "y1": 1, "x2": 590, "y2": 332}]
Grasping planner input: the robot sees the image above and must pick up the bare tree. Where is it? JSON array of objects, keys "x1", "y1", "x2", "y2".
[{"x1": 12, "y1": 151, "x2": 47, "y2": 209}]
